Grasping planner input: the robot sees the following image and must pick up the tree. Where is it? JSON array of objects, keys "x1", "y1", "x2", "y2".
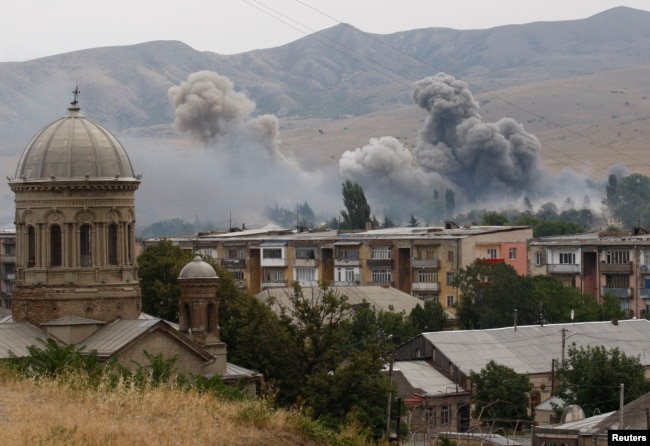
[
  {"x1": 605, "y1": 173, "x2": 650, "y2": 228},
  {"x1": 382, "y1": 216, "x2": 396, "y2": 228},
  {"x1": 137, "y1": 239, "x2": 193, "y2": 321},
  {"x1": 445, "y1": 189, "x2": 455, "y2": 218},
  {"x1": 454, "y1": 261, "x2": 538, "y2": 329},
  {"x1": 340, "y1": 180, "x2": 371, "y2": 230},
  {"x1": 469, "y1": 360, "x2": 533, "y2": 430},
  {"x1": 555, "y1": 345, "x2": 650, "y2": 415},
  {"x1": 409, "y1": 299, "x2": 446, "y2": 332},
  {"x1": 407, "y1": 214, "x2": 420, "y2": 227},
  {"x1": 481, "y1": 211, "x2": 509, "y2": 226}
]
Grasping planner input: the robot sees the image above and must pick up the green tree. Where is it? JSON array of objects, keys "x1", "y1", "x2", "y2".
[
  {"x1": 445, "y1": 189, "x2": 455, "y2": 218},
  {"x1": 454, "y1": 261, "x2": 538, "y2": 329},
  {"x1": 555, "y1": 345, "x2": 650, "y2": 415},
  {"x1": 605, "y1": 173, "x2": 650, "y2": 228},
  {"x1": 382, "y1": 216, "x2": 396, "y2": 228},
  {"x1": 407, "y1": 214, "x2": 420, "y2": 227},
  {"x1": 340, "y1": 180, "x2": 371, "y2": 230},
  {"x1": 137, "y1": 239, "x2": 193, "y2": 322},
  {"x1": 409, "y1": 299, "x2": 446, "y2": 332},
  {"x1": 481, "y1": 211, "x2": 509, "y2": 226},
  {"x1": 469, "y1": 360, "x2": 533, "y2": 430}
]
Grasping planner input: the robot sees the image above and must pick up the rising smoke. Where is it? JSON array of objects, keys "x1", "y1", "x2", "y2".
[
  {"x1": 340, "y1": 72, "x2": 605, "y2": 219},
  {"x1": 129, "y1": 70, "x2": 340, "y2": 228}
]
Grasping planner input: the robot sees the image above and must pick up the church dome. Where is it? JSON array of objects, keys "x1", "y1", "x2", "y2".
[
  {"x1": 15, "y1": 99, "x2": 136, "y2": 181},
  {"x1": 178, "y1": 255, "x2": 218, "y2": 279}
]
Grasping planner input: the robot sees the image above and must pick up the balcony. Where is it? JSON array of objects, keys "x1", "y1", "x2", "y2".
[
  {"x1": 0, "y1": 273, "x2": 15, "y2": 281},
  {"x1": 222, "y1": 258, "x2": 246, "y2": 268},
  {"x1": 547, "y1": 264, "x2": 580, "y2": 274},
  {"x1": 367, "y1": 259, "x2": 393, "y2": 268},
  {"x1": 293, "y1": 258, "x2": 319, "y2": 268},
  {"x1": 600, "y1": 263, "x2": 633, "y2": 274},
  {"x1": 601, "y1": 287, "x2": 632, "y2": 298},
  {"x1": 411, "y1": 282, "x2": 440, "y2": 292},
  {"x1": 640, "y1": 289, "x2": 650, "y2": 299},
  {"x1": 331, "y1": 281, "x2": 359, "y2": 287},
  {"x1": 411, "y1": 258, "x2": 440, "y2": 269},
  {"x1": 260, "y1": 258, "x2": 288, "y2": 267},
  {"x1": 334, "y1": 258, "x2": 361, "y2": 267},
  {"x1": 261, "y1": 280, "x2": 288, "y2": 289}
]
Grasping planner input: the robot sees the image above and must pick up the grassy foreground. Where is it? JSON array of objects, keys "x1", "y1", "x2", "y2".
[{"x1": 0, "y1": 368, "x2": 382, "y2": 446}]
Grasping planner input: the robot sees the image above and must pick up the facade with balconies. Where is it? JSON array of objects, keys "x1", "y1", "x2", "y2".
[
  {"x1": 0, "y1": 229, "x2": 16, "y2": 312},
  {"x1": 529, "y1": 231, "x2": 650, "y2": 318}
]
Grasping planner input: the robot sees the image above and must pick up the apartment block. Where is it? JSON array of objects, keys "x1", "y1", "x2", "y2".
[
  {"x1": 0, "y1": 229, "x2": 16, "y2": 312},
  {"x1": 529, "y1": 230, "x2": 650, "y2": 318}
]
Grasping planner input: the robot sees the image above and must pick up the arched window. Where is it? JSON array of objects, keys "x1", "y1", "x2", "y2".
[
  {"x1": 50, "y1": 225, "x2": 62, "y2": 267},
  {"x1": 108, "y1": 223, "x2": 118, "y2": 265},
  {"x1": 207, "y1": 303, "x2": 217, "y2": 334},
  {"x1": 179, "y1": 304, "x2": 191, "y2": 332},
  {"x1": 27, "y1": 226, "x2": 36, "y2": 268},
  {"x1": 80, "y1": 224, "x2": 92, "y2": 267}
]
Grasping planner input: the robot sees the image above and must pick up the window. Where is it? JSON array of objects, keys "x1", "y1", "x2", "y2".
[
  {"x1": 606, "y1": 275, "x2": 629, "y2": 289},
  {"x1": 108, "y1": 224, "x2": 118, "y2": 265},
  {"x1": 80, "y1": 224, "x2": 92, "y2": 267},
  {"x1": 508, "y1": 248, "x2": 517, "y2": 260},
  {"x1": 4, "y1": 244, "x2": 15, "y2": 256},
  {"x1": 50, "y1": 225, "x2": 62, "y2": 267},
  {"x1": 447, "y1": 250, "x2": 454, "y2": 262},
  {"x1": 440, "y1": 405, "x2": 450, "y2": 426},
  {"x1": 446, "y1": 272, "x2": 455, "y2": 285},
  {"x1": 606, "y1": 250, "x2": 630, "y2": 264},
  {"x1": 231, "y1": 269, "x2": 244, "y2": 280},
  {"x1": 415, "y1": 293, "x2": 439, "y2": 303},
  {"x1": 371, "y1": 269, "x2": 391, "y2": 283},
  {"x1": 263, "y1": 248, "x2": 282, "y2": 259},
  {"x1": 126, "y1": 224, "x2": 133, "y2": 265},
  {"x1": 535, "y1": 252, "x2": 543, "y2": 266},
  {"x1": 371, "y1": 246, "x2": 391, "y2": 259},
  {"x1": 265, "y1": 270, "x2": 284, "y2": 282},
  {"x1": 559, "y1": 253, "x2": 576, "y2": 264},
  {"x1": 296, "y1": 268, "x2": 315, "y2": 281},
  {"x1": 228, "y1": 248, "x2": 245, "y2": 259},
  {"x1": 336, "y1": 267, "x2": 357, "y2": 282},
  {"x1": 417, "y1": 270, "x2": 438, "y2": 283},
  {"x1": 446, "y1": 295, "x2": 454, "y2": 307},
  {"x1": 487, "y1": 248, "x2": 498, "y2": 259},
  {"x1": 295, "y1": 247, "x2": 316, "y2": 259},
  {"x1": 338, "y1": 249, "x2": 359, "y2": 260},
  {"x1": 27, "y1": 226, "x2": 35, "y2": 267}
]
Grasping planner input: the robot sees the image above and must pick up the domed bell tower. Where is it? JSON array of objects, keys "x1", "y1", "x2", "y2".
[
  {"x1": 8, "y1": 89, "x2": 142, "y2": 326},
  {"x1": 178, "y1": 255, "x2": 227, "y2": 374}
]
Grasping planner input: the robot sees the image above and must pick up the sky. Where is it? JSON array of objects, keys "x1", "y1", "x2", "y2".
[{"x1": 1, "y1": 1, "x2": 649, "y2": 62}]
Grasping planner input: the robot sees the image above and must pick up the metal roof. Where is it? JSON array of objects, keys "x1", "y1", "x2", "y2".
[
  {"x1": 0, "y1": 323, "x2": 57, "y2": 358},
  {"x1": 258, "y1": 285, "x2": 425, "y2": 315},
  {"x1": 392, "y1": 360, "x2": 459, "y2": 396},
  {"x1": 78, "y1": 318, "x2": 161, "y2": 357},
  {"x1": 419, "y1": 319, "x2": 650, "y2": 375}
]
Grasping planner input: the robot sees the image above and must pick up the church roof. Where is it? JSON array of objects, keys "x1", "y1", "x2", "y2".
[
  {"x1": 13, "y1": 91, "x2": 137, "y2": 181},
  {"x1": 178, "y1": 255, "x2": 218, "y2": 279},
  {"x1": 0, "y1": 322, "x2": 58, "y2": 358}
]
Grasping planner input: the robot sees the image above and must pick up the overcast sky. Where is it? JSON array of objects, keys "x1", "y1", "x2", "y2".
[{"x1": 1, "y1": 1, "x2": 648, "y2": 62}]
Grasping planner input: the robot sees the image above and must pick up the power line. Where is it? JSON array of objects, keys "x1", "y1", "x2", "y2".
[{"x1": 249, "y1": 0, "x2": 650, "y2": 176}]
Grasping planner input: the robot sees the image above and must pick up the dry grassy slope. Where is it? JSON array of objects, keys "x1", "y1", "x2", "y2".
[{"x1": 279, "y1": 66, "x2": 650, "y2": 180}]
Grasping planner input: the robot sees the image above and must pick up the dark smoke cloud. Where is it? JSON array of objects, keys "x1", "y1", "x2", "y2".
[{"x1": 340, "y1": 72, "x2": 604, "y2": 215}]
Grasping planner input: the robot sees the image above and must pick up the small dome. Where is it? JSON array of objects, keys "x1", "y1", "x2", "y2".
[
  {"x1": 178, "y1": 255, "x2": 218, "y2": 279},
  {"x1": 15, "y1": 103, "x2": 136, "y2": 180}
]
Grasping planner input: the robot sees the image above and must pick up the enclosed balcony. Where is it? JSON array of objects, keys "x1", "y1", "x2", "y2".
[
  {"x1": 411, "y1": 258, "x2": 440, "y2": 269},
  {"x1": 222, "y1": 258, "x2": 246, "y2": 268},
  {"x1": 601, "y1": 287, "x2": 632, "y2": 298},
  {"x1": 411, "y1": 282, "x2": 440, "y2": 292},
  {"x1": 547, "y1": 264, "x2": 580, "y2": 274},
  {"x1": 599, "y1": 263, "x2": 633, "y2": 274}
]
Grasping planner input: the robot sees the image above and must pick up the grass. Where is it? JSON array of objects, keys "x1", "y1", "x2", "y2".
[{"x1": 0, "y1": 367, "x2": 382, "y2": 446}]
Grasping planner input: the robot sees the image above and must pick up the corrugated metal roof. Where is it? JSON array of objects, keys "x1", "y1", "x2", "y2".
[
  {"x1": 420, "y1": 319, "x2": 650, "y2": 374},
  {"x1": 78, "y1": 319, "x2": 160, "y2": 357},
  {"x1": 0, "y1": 323, "x2": 58, "y2": 358},
  {"x1": 257, "y1": 285, "x2": 424, "y2": 315},
  {"x1": 392, "y1": 360, "x2": 458, "y2": 396}
]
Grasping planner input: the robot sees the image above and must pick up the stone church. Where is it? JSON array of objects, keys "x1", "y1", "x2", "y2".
[{"x1": 0, "y1": 91, "x2": 259, "y2": 386}]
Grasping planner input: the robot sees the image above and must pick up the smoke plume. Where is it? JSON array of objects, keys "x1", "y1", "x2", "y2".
[{"x1": 340, "y1": 72, "x2": 603, "y2": 217}]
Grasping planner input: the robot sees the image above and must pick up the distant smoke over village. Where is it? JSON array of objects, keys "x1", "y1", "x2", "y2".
[
  {"x1": 129, "y1": 70, "x2": 340, "y2": 228},
  {"x1": 340, "y1": 72, "x2": 607, "y2": 220}
]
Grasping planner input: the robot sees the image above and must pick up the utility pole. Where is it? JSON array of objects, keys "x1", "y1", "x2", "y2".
[
  {"x1": 561, "y1": 328, "x2": 567, "y2": 363},
  {"x1": 619, "y1": 383, "x2": 624, "y2": 429}
]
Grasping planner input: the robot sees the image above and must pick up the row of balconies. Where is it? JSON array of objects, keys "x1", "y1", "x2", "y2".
[
  {"x1": 222, "y1": 256, "x2": 441, "y2": 269},
  {"x1": 547, "y1": 262, "x2": 635, "y2": 274}
]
